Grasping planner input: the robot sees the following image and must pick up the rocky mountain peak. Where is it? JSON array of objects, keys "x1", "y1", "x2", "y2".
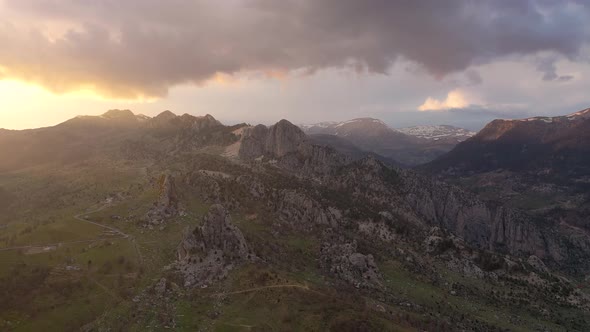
[
  {"x1": 101, "y1": 109, "x2": 136, "y2": 120},
  {"x1": 238, "y1": 119, "x2": 307, "y2": 159},
  {"x1": 265, "y1": 119, "x2": 307, "y2": 158},
  {"x1": 154, "y1": 110, "x2": 177, "y2": 121},
  {"x1": 177, "y1": 113, "x2": 222, "y2": 130}
]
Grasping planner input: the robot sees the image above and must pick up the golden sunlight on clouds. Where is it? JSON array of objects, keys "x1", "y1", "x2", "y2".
[
  {"x1": 0, "y1": 79, "x2": 156, "y2": 129},
  {"x1": 418, "y1": 89, "x2": 470, "y2": 111},
  {"x1": 211, "y1": 73, "x2": 239, "y2": 86}
]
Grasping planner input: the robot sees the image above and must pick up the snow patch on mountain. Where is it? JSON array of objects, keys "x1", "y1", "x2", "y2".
[
  {"x1": 300, "y1": 118, "x2": 391, "y2": 131},
  {"x1": 566, "y1": 108, "x2": 590, "y2": 119},
  {"x1": 397, "y1": 125, "x2": 475, "y2": 141},
  {"x1": 503, "y1": 108, "x2": 590, "y2": 123}
]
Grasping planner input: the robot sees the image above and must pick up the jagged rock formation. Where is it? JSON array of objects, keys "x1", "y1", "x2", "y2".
[
  {"x1": 320, "y1": 240, "x2": 382, "y2": 289},
  {"x1": 403, "y1": 174, "x2": 549, "y2": 257},
  {"x1": 148, "y1": 110, "x2": 222, "y2": 131},
  {"x1": 176, "y1": 204, "x2": 253, "y2": 287},
  {"x1": 145, "y1": 174, "x2": 179, "y2": 225},
  {"x1": 306, "y1": 155, "x2": 590, "y2": 270}
]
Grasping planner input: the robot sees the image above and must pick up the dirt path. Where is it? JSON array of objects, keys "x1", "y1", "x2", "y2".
[
  {"x1": 75, "y1": 204, "x2": 146, "y2": 267},
  {"x1": 210, "y1": 283, "x2": 325, "y2": 297},
  {"x1": 73, "y1": 204, "x2": 130, "y2": 238},
  {"x1": 1, "y1": 202, "x2": 144, "y2": 269},
  {"x1": 221, "y1": 322, "x2": 255, "y2": 329},
  {"x1": 0, "y1": 237, "x2": 126, "y2": 252}
]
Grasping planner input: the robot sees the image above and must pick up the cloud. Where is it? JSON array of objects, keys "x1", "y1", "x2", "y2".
[
  {"x1": 418, "y1": 90, "x2": 470, "y2": 111},
  {"x1": 536, "y1": 56, "x2": 575, "y2": 82},
  {"x1": 448, "y1": 104, "x2": 530, "y2": 119},
  {"x1": 465, "y1": 70, "x2": 483, "y2": 86},
  {"x1": 0, "y1": 0, "x2": 589, "y2": 98}
]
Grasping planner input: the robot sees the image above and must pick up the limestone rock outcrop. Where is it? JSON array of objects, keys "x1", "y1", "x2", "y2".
[
  {"x1": 271, "y1": 189, "x2": 343, "y2": 230},
  {"x1": 176, "y1": 204, "x2": 253, "y2": 287},
  {"x1": 319, "y1": 240, "x2": 382, "y2": 289},
  {"x1": 145, "y1": 174, "x2": 179, "y2": 225},
  {"x1": 238, "y1": 120, "x2": 306, "y2": 160}
]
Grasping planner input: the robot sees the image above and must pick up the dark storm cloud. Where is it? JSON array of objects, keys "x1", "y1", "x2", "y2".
[
  {"x1": 536, "y1": 56, "x2": 574, "y2": 81},
  {"x1": 0, "y1": 0, "x2": 589, "y2": 98}
]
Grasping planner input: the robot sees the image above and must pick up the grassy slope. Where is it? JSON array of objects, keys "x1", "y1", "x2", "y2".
[{"x1": 1, "y1": 157, "x2": 589, "y2": 331}]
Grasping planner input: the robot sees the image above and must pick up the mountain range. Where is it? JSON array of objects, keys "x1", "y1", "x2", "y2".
[
  {"x1": 427, "y1": 109, "x2": 590, "y2": 177},
  {"x1": 1, "y1": 109, "x2": 590, "y2": 331},
  {"x1": 300, "y1": 118, "x2": 473, "y2": 166}
]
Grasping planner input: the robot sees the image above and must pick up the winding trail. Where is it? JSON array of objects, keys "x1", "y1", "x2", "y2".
[
  {"x1": 73, "y1": 204, "x2": 129, "y2": 238},
  {"x1": 75, "y1": 203, "x2": 145, "y2": 266},
  {"x1": 0, "y1": 237, "x2": 126, "y2": 252},
  {"x1": 1, "y1": 202, "x2": 142, "y2": 268},
  {"x1": 210, "y1": 283, "x2": 325, "y2": 297},
  {"x1": 0, "y1": 203, "x2": 127, "y2": 252}
]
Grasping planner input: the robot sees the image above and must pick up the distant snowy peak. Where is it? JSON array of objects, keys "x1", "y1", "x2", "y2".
[
  {"x1": 298, "y1": 121, "x2": 339, "y2": 130},
  {"x1": 299, "y1": 118, "x2": 397, "y2": 135},
  {"x1": 334, "y1": 118, "x2": 389, "y2": 128},
  {"x1": 397, "y1": 125, "x2": 475, "y2": 141}
]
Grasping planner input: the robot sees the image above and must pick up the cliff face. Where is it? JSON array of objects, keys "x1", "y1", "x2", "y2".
[
  {"x1": 265, "y1": 119, "x2": 307, "y2": 158},
  {"x1": 238, "y1": 124, "x2": 270, "y2": 159},
  {"x1": 300, "y1": 155, "x2": 590, "y2": 268},
  {"x1": 420, "y1": 109, "x2": 590, "y2": 270},
  {"x1": 402, "y1": 174, "x2": 550, "y2": 258}
]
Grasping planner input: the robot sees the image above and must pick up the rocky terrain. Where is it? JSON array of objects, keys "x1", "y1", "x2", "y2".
[
  {"x1": 424, "y1": 108, "x2": 590, "y2": 274},
  {"x1": 1, "y1": 109, "x2": 590, "y2": 331}
]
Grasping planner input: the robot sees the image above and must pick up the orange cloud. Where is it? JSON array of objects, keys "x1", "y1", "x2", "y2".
[{"x1": 418, "y1": 89, "x2": 470, "y2": 111}]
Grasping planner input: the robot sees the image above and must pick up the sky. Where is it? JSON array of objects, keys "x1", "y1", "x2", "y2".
[{"x1": 1, "y1": 0, "x2": 590, "y2": 130}]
